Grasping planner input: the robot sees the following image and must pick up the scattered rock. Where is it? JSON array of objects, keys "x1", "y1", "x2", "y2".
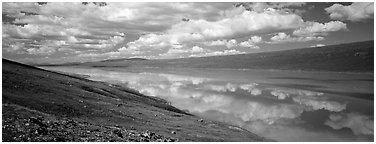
[
  {"x1": 29, "y1": 117, "x2": 47, "y2": 128},
  {"x1": 113, "y1": 129, "x2": 123, "y2": 138},
  {"x1": 198, "y1": 119, "x2": 204, "y2": 122},
  {"x1": 228, "y1": 126, "x2": 243, "y2": 131},
  {"x1": 142, "y1": 131, "x2": 150, "y2": 138},
  {"x1": 171, "y1": 131, "x2": 176, "y2": 134}
]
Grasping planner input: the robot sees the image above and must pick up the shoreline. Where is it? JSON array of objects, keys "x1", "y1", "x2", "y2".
[{"x1": 38, "y1": 65, "x2": 374, "y2": 75}]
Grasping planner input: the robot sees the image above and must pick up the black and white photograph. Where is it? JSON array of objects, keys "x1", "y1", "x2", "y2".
[{"x1": 2, "y1": 1, "x2": 374, "y2": 142}]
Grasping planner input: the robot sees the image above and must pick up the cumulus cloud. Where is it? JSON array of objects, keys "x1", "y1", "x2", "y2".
[
  {"x1": 204, "y1": 36, "x2": 261, "y2": 49},
  {"x1": 159, "y1": 45, "x2": 207, "y2": 58},
  {"x1": 189, "y1": 49, "x2": 246, "y2": 57},
  {"x1": 191, "y1": 46, "x2": 204, "y2": 53},
  {"x1": 249, "y1": 35, "x2": 263, "y2": 43},
  {"x1": 325, "y1": 2, "x2": 374, "y2": 22},
  {"x1": 310, "y1": 44, "x2": 326, "y2": 47},
  {"x1": 203, "y1": 36, "x2": 262, "y2": 49},
  {"x1": 2, "y1": 2, "x2": 233, "y2": 62},
  {"x1": 238, "y1": 36, "x2": 262, "y2": 49},
  {"x1": 203, "y1": 39, "x2": 228, "y2": 46},
  {"x1": 125, "y1": 6, "x2": 306, "y2": 56},
  {"x1": 169, "y1": 7, "x2": 304, "y2": 39},
  {"x1": 235, "y1": 2, "x2": 306, "y2": 13},
  {"x1": 293, "y1": 21, "x2": 347, "y2": 36},
  {"x1": 268, "y1": 20, "x2": 347, "y2": 44},
  {"x1": 26, "y1": 46, "x2": 56, "y2": 55},
  {"x1": 325, "y1": 112, "x2": 374, "y2": 135},
  {"x1": 2, "y1": 2, "x2": 367, "y2": 63},
  {"x1": 270, "y1": 32, "x2": 324, "y2": 43},
  {"x1": 226, "y1": 39, "x2": 238, "y2": 48}
]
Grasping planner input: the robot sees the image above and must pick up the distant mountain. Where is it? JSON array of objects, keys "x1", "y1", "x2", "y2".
[
  {"x1": 100, "y1": 58, "x2": 147, "y2": 62},
  {"x1": 35, "y1": 58, "x2": 147, "y2": 67},
  {"x1": 52, "y1": 40, "x2": 374, "y2": 72}
]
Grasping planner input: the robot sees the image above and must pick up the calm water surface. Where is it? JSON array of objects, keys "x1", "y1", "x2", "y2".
[{"x1": 42, "y1": 66, "x2": 374, "y2": 142}]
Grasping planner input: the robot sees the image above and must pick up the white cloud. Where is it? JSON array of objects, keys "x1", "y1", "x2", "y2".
[
  {"x1": 325, "y1": 112, "x2": 373, "y2": 135},
  {"x1": 166, "y1": 48, "x2": 189, "y2": 54},
  {"x1": 269, "y1": 20, "x2": 346, "y2": 44},
  {"x1": 26, "y1": 46, "x2": 56, "y2": 55},
  {"x1": 293, "y1": 21, "x2": 347, "y2": 36},
  {"x1": 250, "y1": 35, "x2": 263, "y2": 43},
  {"x1": 189, "y1": 49, "x2": 246, "y2": 57},
  {"x1": 203, "y1": 39, "x2": 244, "y2": 48},
  {"x1": 2, "y1": 2, "x2": 233, "y2": 62},
  {"x1": 310, "y1": 44, "x2": 326, "y2": 47},
  {"x1": 169, "y1": 8, "x2": 304, "y2": 39},
  {"x1": 226, "y1": 39, "x2": 238, "y2": 48},
  {"x1": 191, "y1": 46, "x2": 204, "y2": 53},
  {"x1": 160, "y1": 45, "x2": 207, "y2": 58},
  {"x1": 204, "y1": 36, "x2": 262, "y2": 49},
  {"x1": 236, "y1": 2, "x2": 306, "y2": 13},
  {"x1": 203, "y1": 39, "x2": 228, "y2": 46},
  {"x1": 325, "y1": 2, "x2": 374, "y2": 22},
  {"x1": 118, "y1": 46, "x2": 142, "y2": 55},
  {"x1": 270, "y1": 32, "x2": 324, "y2": 43},
  {"x1": 238, "y1": 37, "x2": 262, "y2": 49},
  {"x1": 125, "y1": 6, "x2": 306, "y2": 55},
  {"x1": 2, "y1": 2, "x2": 364, "y2": 63}
]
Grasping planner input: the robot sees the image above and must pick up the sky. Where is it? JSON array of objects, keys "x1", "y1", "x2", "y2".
[{"x1": 2, "y1": 2, "x2": 374, "y2": 64}]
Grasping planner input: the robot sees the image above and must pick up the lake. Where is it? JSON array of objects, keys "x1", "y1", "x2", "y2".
[{"x1": 41, "y1": 66, "x2": 374, "y2": 142}]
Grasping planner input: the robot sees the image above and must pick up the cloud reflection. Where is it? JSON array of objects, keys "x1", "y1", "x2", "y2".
[
  {"x1": 269, "y1": 88, "x2": 324, "y2": 100},
  {"x1": 239, "y1": 83, "x2": 262, "y2": 96},
  {"x1": 121, "y1": 72, "x2": 353, "y2": 141},
  {"x1": 292, "y1": 96, "x2": 347, "y2": 112},
  {"x1": 42, "y1": 67, "x2": 370, "y2": 141},
  {"x1": 325, "y1": 112, "x2": 374, "y2": 136}
]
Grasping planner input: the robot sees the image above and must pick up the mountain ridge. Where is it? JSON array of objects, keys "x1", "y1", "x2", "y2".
[{"x1": 44, "y1": 40, "x2": 373, "y2": 72}]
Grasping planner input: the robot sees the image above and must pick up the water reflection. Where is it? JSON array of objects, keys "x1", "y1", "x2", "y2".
[{"x1": 42, "y1": 67, "x2": 373, "y2": 142}]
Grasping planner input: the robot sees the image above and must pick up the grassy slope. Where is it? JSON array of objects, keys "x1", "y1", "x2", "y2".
[
  {"x1": 2, "y1": 59, "x2": 267, "y2": 142},
  {"x1": 70, "y1": 40, "x2": 373, "y2": 72}
]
